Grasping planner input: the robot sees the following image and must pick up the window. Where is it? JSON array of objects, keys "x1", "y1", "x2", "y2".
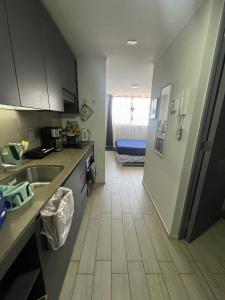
[
  {"x1": 112, "y1": 97, "x2": 131, "y2": 126},
  {"x1": 112, "y1": 96, "x2": 150, "y2": 126},
  {"x1": 112, "y1": 96, "x2": 151, "y2": 143},
  {"x1": 132, "y1": 97, "x2": 151, "y2": 126}
]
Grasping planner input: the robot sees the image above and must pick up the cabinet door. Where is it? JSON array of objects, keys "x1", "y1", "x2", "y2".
[
  {"x1": 61, "y1": 42, "x2": 76, "y2": 94},
  {"x1": 35, "y1": 213, "x2": 80, "y2": 300},
  {"x1": 64, "y1": 59, "x2": 79, "y2": 113},
  {"x1": 40, "y1": 9, "x2": 64, "y2": 112},
  {"x1": 5, "y1": 0, "x2": 49, "y2": 110},
  {"x1": 0, "y1": 0, "x2": 20, "y2": 106}
]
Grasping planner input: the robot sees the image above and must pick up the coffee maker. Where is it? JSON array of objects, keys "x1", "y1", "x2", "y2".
[{"x1": 40, "y1": 127, "x2": 63, "y2": 152}]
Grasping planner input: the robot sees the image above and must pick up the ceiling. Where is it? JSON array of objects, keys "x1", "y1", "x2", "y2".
[{"x1": 42, "y1": 0, "x2": 205, "y2": 96}]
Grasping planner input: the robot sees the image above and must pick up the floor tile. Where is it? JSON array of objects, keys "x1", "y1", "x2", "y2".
[
  {"x1": 160, "y1": 262, "x2": 189, "y2": 300},
  {"x1": 72, "y1": 274, "x2": 93, "y2": 300},
  {"x1": 71, "y1": 214, "x2": 89, "y2": 261},
  {"x1": 135, "y1": 219, "x2": 161, "y2": 273},
  {"x1": 96, "y1": 214, "x2": 111, "y2": 260},
  {"x1": 59, "y1": 261, "x2": 79, "y2": 300},
  {"x1": 112, "y1": 219, "x2": 128, "y2": 273},
  {"x1": 144, "y1": 215, "x2": 172, "y2": 261},
  {"x1": 181, "y1": 274, "x2": 211, "y2": 299},
  {"x1": 92, "y1": 261, "x2": 111, "y2": 300},
  {"x1": 123, "y1": 214, "x2": 142, "y2": 261},
  {"x1": 147, "y1": 274, "x2": 170, "y2": 300},
  {"x1": 78, "y1": 220, "x2": 99, "y2": 274},
  {"x1": 112, "y1": 274, "x2": 131, "y2": 300},
  {"x1": 128, "y1": 262, "x2": 150, "y2": 300}
]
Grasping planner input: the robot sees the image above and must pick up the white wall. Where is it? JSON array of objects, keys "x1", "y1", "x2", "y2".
[
  {"x1": 62, "y1": 57, "x2": 106, "y2": 183},
  {"x1": 0, "y1": 109, "x2": 60, "y2": 149},
  {"x1": 143, "y1": 0, "x2": 224, "y2": 235}
]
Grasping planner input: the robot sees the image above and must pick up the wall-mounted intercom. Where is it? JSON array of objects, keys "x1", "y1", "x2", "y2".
[{"x1": 176, "y1": 90, "x2": 188, "y2": 140}]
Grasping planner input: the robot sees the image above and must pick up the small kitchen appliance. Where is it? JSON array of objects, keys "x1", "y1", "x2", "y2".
[
  {"x1": 80, "y1": 128, "x2": 90, "y2": 142},
  {"x1": 40, "y1": 127, "x2": 63, "y2": 152}
]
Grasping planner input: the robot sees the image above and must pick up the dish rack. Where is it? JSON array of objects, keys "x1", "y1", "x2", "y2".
[{"x1": 0, "y1": 181, "x2": 34, "y2": 211}]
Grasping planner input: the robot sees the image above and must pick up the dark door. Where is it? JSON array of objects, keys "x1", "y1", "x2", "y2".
[
  {"x1": 179, "y1": 8, "x2": 225, "y2": 242},
  {"x1": 5, "y1": 0, "x2": 49, "y2": 109},
  {"x1": 182, "y1": 52, "x2": 225, "y2": 242},
  {"x1": 0, "y1": 0, "x2": 20, "y2": 106}
]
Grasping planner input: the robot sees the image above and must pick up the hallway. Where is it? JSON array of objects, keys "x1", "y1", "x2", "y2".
[{"x1": 60, "y1": 151, "x2": 225, "y2": 300}]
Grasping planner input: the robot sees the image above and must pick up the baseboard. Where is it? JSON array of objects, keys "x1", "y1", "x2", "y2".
[
  {"x1": 95, "y1": 180, "x2": 106, "y2": 184},
  {"x1": 105, "y1": 146, "x2": 115, "y2": 151},
  {"x1": 142, "y1": 180, "x2": 178, "y2": 239}
]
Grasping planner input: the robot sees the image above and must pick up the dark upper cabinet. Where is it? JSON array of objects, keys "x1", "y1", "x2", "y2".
[
  {"x1": 64, "y1": 58, "x2": 80, "y2": 114},
  {"x1": 0, "y1": 0, "x2": 20, "y2": 107},
  {"x1": 41, "y1": 6, "x2": 76, "y2": 112},
  {"x1": 40, "y1": 8, "x2": 64, "y2": 112},
  {"x1": 61, "y1": 41, "x2": 76, "y2": 95},
  {"x1": 5, "y1": 0, "x2": 49, "y2": 110}
]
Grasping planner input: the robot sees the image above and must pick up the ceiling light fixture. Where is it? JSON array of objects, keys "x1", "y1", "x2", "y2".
[
  {"x1": 127, "y1": 40, "x2": 138, "y2": 46},
  {"x1": 132, "y1": 84, "x2": 139, "y2": 89}
]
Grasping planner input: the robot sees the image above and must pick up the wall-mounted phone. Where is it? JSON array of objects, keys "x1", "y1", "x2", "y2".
[{"x1": 176, "y1": 91, "x2": 187, "y2": 140}]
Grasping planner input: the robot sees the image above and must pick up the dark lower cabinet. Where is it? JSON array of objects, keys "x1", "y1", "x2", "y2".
[
  {"x1": 35, "y1": 211, "x2": 80, "y2": 300},
  {"x1": 35, "y1": 148, "x2": 93, "y2": 300},
  {"x1": 0, "y1": 0, "x2": 20, "y2": 107},
  {"x1": 0, "y1": 148, "x2": 93, "y2": 300},
  {"x1": 5, "y1": 0, "x2": 49, "y2": 110},
  {"x1": 0, "y1": 231, "x2": 46, "y2": 300}
]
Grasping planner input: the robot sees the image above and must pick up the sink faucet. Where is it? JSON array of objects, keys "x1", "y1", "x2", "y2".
[{"x1": 0, "y1": 143, "x2": 27, "y2": 173}]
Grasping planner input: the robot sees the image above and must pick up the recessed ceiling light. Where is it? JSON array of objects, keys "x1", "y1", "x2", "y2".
[
  {"x1": 132, "y1": 84, "x2": 139, "y2": 89},
  {"x1": 127, "y1": 40, "x2": 138, "y2": 46}
]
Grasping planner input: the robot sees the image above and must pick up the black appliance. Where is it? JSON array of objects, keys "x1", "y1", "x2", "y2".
[{"x1": 40, "y1": 127, "x2": 63, "y2": 152}]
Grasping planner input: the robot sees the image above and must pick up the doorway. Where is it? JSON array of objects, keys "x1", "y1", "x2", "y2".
[{"x1": 179, "y1": 6, "x2": 225, "y2": 242}]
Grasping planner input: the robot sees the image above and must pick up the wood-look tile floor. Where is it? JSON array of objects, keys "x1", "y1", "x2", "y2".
[{"x1": 59, "y1": 151, "x2": 225, "y2": 300}]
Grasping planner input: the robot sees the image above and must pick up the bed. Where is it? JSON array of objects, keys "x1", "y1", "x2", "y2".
[{"x1": 115, "y1": 139, "x2": 146, "y2": 165}]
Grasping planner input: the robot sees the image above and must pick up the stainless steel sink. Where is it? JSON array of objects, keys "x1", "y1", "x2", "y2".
[{"x1": 0, "y1": 165, "x2": 64, "y2": 189}]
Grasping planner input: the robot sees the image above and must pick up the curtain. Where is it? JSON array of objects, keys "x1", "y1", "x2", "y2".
[
  {"x1": 112, "y1": 96, "x2": 150, "y2": 145},
  {"x1": 106, "y1": 95, "x2": 114, "y2": 150}
]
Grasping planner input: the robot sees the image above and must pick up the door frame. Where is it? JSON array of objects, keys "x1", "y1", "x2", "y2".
[{"x1": 178, "y1": 4, "x2": 225, "y2": 241}]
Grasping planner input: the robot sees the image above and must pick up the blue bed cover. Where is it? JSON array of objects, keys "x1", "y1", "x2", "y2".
[{"x1": 115, "y1": 139, "x2": 146, "y2": 156}]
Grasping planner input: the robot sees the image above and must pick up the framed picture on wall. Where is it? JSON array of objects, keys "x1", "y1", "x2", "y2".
[{"x1": 150, "y1": 98, "x2": 159, "y2": 120}]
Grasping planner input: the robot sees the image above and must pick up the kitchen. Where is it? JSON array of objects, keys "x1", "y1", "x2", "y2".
[
  {"x1": 1, "y1": 0, "x2": 225, "y2": 299},
  {"x1": 0, "y1": 0, "x2": 104, "y2": 299}
]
